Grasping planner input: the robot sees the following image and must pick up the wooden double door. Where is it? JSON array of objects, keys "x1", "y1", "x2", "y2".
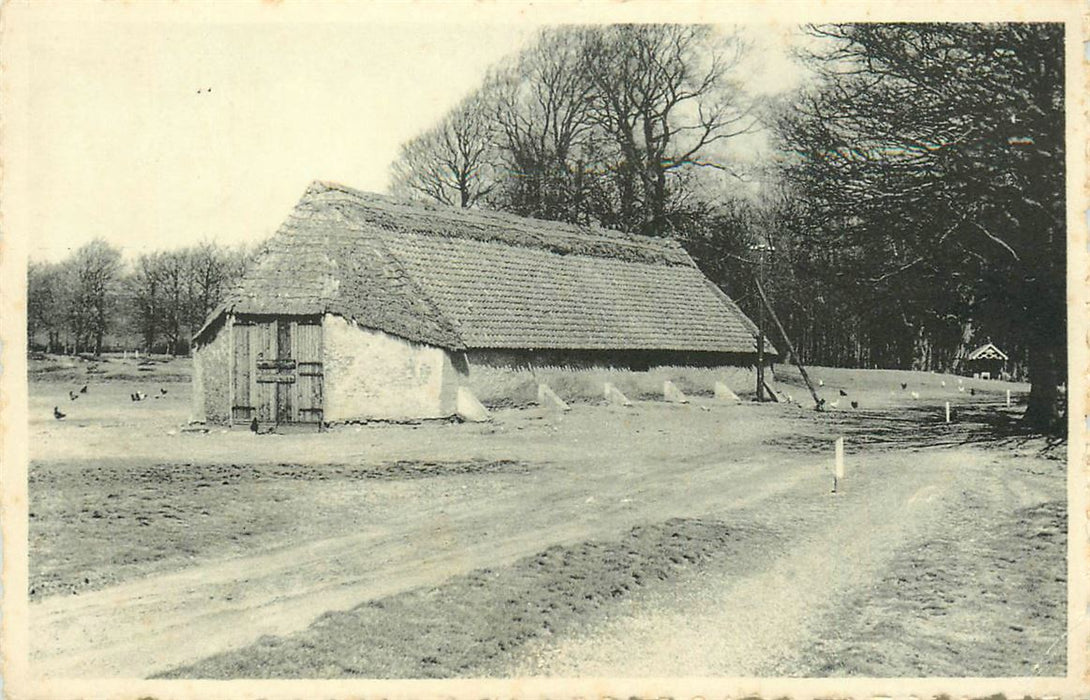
[{"x1": 232, "y1": 316, "x2": 324, "y2": 426}]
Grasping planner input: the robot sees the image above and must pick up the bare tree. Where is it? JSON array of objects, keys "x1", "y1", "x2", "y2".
[
  {"x1": 66, "y1": 239, "x2": 123, "y2": 356},
  {"x1": 130, "y1": 252, "x2": 164, "y2": 353},
  {"x1": 390, "y1": 93, "x2": 498, "y2": 208},
  {"x1": 152, "y1": 250, "x2": 190, "y2": 356},
  {"x1": 389, "y1": 25, "x2": 758, "y2": 234},
  {"x1": 579, "y1": 25, "x2": 757, "y2": 235},
  {"x1": 186, "y1": 241, "x2": 252, "y2": 335},
  {"x1": 27, "y1": 261, "x2": 66, "y2": 352},
  {"x1": 490, "y1": 29, "x2": 598, "y2": 223}
]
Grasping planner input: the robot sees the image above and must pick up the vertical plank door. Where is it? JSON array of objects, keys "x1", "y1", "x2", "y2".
[
  {"x1": 292, "y1": 319, "x2": 324, "y2": 423},
  {"x1": 276, "y1": 319, "x2": 293, "y2": 424},
  {"x1": 232, "y1": 320, "x2": 253, "y2": 422},
  {"x1": 250, "y1": 319, "x2": 278, "y2": 423}
]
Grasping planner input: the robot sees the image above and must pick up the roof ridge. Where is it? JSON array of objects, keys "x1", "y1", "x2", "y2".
[{"x1": 305, "y1": 180, "x2": 692, "y2": 264}]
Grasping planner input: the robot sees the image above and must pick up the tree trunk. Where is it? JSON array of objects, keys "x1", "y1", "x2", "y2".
[
  {"x1": 645, "y1": 164, "x2": 666, "y2": 236},
  {"x1": 1023, "y1": 339, "x2": 1065, "y2": 434}
]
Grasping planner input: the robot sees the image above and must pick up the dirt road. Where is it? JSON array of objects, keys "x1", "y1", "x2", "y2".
[
  {"x1": 27, "y1": 372, "x2": 1065, "y2": 678},
  {"x1": 508, "y1": 448, "x2": 1062, "y2": 677},
  {"x1": 32, "y1": 422, "x2": 807, "y2": 675}
]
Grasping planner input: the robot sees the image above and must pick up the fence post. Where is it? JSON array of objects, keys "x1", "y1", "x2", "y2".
[{"x1": 833, "y1": 437, "x2": 845, "y2": 493}]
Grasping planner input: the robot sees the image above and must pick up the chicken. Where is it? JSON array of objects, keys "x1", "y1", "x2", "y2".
[
  {"x1": 79, "y1": 385, "x2": 88, "y2": 394},
  {"x1": 53, "y1": 406, "x2": 65, "y2": 420},
  {"x1": 829, "y1": 399, "x2": 840, "y2": 409},
  {"x1": 850, "y1": 400, "x2": 859, "y2": 409},
  {"x1": 69, "y1": 390, "x2": 79, "y2": 401},
  {"x1": 250, "y1": 417, "x2": 259, "y2": 433},
  {"x1": 910, "y1": 391, "x2": 920, "y2": 400},
  {"x1": 900, "y1": 382, "x2": 908, "y2": 390},
  {"x1": 839, "y1": 389, "x2": 848, "y2": 397},
  {"x1": 160, "y1": 388, "x2": 168, "y2": 395}
]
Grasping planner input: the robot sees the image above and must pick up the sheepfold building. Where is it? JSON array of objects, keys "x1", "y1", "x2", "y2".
[{"x1": 192, "y1": 181, "x2": 774, "y2": 426}]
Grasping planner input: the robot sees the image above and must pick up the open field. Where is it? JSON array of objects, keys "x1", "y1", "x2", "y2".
[{"x1": 27, "y1": 357, "x2": 1066, "y2": 678}]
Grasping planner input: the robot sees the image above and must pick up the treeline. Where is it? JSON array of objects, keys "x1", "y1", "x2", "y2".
[
  {"x1": 774, "y1": 23, "x2": 1064, "y2": 431},
  {"x1": 388, "y1": 23, "x2": 1066, "y2": 430},
  {"x1": 390, "y1": 25, "x2": 757, "y2": 238},
  {"x1": 28, "y1": 240, "x2": 251, "y2": 356},
  {"x1": 386, "y1": 23, "x2": 1005, "y2": 374}
]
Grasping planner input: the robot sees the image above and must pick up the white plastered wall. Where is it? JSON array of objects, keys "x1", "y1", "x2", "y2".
[{"x1": 322, "y1": 314, "x2": 458, "y2": 421}]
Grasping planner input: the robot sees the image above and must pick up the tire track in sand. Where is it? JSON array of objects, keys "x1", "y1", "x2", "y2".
[
  {"x1": 508, "y1": 449, "x2": 984, "y2": 676},
  {"x1": 31, "y1": 453, "x2": 804, "y2": 678}
]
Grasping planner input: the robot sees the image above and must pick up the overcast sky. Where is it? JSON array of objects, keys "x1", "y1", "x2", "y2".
[{"x1": 23, "y1": 15, "x2": 801, "y2": 263}]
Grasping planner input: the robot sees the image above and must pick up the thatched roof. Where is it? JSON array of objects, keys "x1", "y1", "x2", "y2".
[{"x1": 195, "y1": 181, "x2": 773, "y2": 356}]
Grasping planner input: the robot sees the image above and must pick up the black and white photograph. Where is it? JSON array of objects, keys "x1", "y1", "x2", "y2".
[{"x1": 1, "y1": 1, "x2": 1085, "y2": 697}]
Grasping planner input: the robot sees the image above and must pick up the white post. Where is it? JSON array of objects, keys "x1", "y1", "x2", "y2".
[
  {"x1": 945, "y1": 401, "x2": 951, "y2": 423},
  {"x1": 1006, "y1": 389, "x2": 1011, "y2": 408},
  {"x1": 833, "y1": 437, "x2": 845, "y2": 493}
]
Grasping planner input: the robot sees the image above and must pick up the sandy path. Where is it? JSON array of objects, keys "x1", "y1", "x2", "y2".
[
  {"x1": 30, "y1": 447, "x2": 806, "y2": 678},
  {"x1": 27, "y1": 371, "x2": 1054, "y2": 680},
  {"x1": 509, "y1": 449, "x2": 988, "y2": 676},
  {"x1": 29, "y1": 387, "x2": 1054, "y2": 680}
]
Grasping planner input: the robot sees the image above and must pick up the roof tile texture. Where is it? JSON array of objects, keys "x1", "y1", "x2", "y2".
[{"x1": 204, "y1": 181, "x2": 767, "y2": 355}]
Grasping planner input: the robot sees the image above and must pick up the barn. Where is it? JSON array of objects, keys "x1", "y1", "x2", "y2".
[{"x1": 191, "y1": 181, "x2": 774, "y2": 426}]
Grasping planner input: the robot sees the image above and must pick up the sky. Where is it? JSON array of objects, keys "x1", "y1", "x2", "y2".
[{"x1": 22, "y1": 15, "x2": 803, "y2": 263}]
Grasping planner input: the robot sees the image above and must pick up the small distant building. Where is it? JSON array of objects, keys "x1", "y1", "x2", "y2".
[
  {"x1": 965, "y1": 342, "x2": 1009, "y2": 379},
  {"x1": 191, "y1": 181, "x2": 774, "y2": 426}
]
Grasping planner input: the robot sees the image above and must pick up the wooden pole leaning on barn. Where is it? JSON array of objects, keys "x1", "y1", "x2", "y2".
[
  {"x1": 753, "y1": 277, "x2": 824, "y2": 411},
  {"x1": 754, "y1": 245, "x2": 767, "y2": 402}
]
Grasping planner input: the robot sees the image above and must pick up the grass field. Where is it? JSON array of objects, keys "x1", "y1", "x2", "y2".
[{"x1": 26, "y1": 355, "x2": 1066, "y2": 678}]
